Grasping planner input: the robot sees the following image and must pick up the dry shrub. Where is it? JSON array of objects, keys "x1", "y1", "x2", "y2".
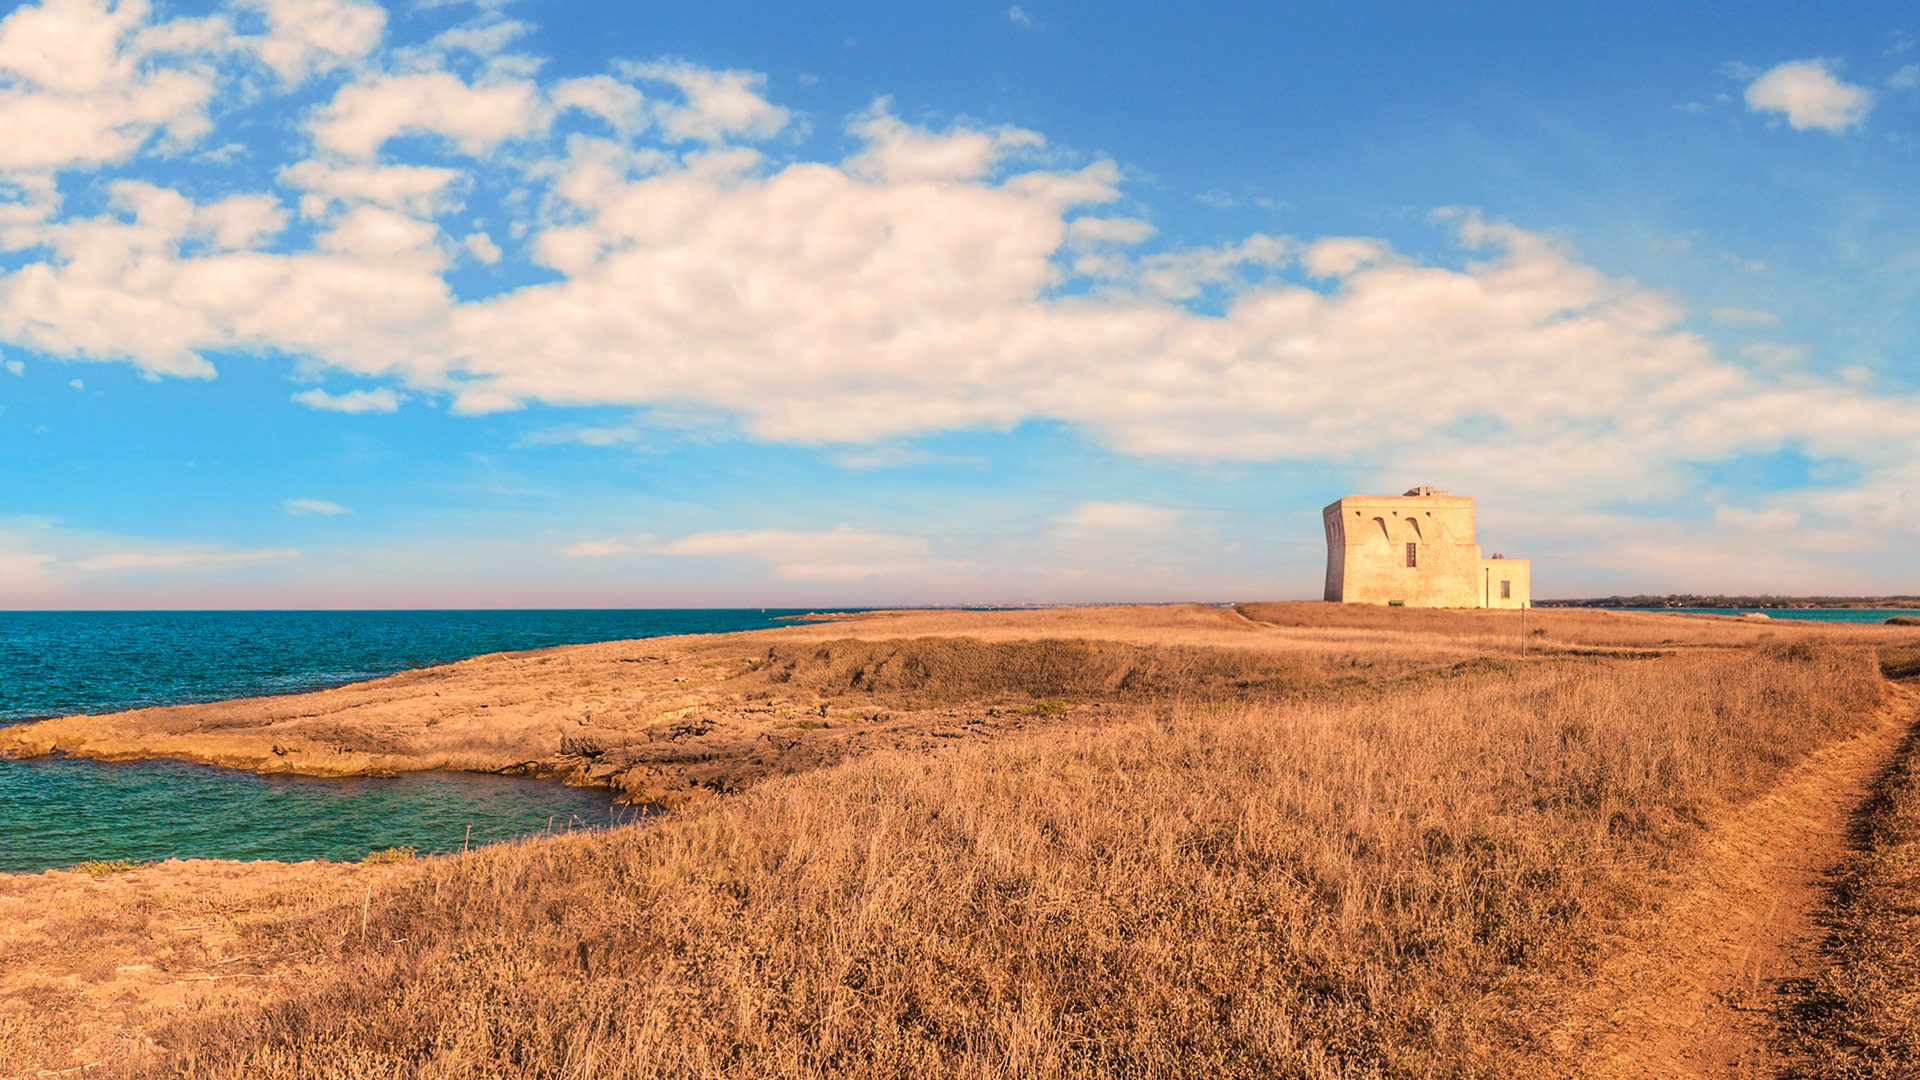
[
  {"x1": 1877, "y1": 642, "x2": 1920, "y2": 682},
  {"x1": 1781, "y1": 720, "x2": 1920, "y2": 1078},
  {"x1": 740, "y1": 637, "x2": 1318, "y2": 708},
  {"x1": 145, "y1": 643, "x2": 1883, "y2": 1080}
]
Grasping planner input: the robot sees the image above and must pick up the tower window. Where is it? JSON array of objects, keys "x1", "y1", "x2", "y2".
[
  {"x1": 1501, "y1": 580, "x2": 1512, "y2": 599},
  {"x1": 1405, "y1": 542, "x2": 1417, "y2": 568}
]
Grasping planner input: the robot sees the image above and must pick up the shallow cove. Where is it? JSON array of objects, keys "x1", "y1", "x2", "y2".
[{"x1": 1, "y1": 755, "x2": 628, "y2": 873}]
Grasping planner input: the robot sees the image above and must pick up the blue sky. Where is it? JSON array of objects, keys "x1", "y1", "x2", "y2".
[{"x1": 2, "y1": 0, "x2": 1918, "y2": 607}]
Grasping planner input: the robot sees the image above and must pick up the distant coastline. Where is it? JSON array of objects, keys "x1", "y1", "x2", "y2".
[{"x1": 1538, "y1": 595, "x2": 1920, "y2": 610}]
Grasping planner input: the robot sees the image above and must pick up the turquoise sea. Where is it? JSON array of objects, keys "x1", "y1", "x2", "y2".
[
  {"x1": 0, "y1": 609, "x2": 815, "y2": 872},
  {"x1": 1617, "y1": 607, "x2": 1917, "y2": 622}
]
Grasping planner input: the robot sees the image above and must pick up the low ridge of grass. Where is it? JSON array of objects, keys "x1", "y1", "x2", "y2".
[
  {"x1": 144, "y1": 642, "x2": 1883, "y2": 1079},
  {"x1": 738, "y1": 636, "x2": 1325, "y2": 708}
]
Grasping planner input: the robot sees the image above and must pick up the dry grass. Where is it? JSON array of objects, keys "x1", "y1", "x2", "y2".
[
  {"x1": 1781, "y1": 691, "x2": 1920, "y2": 1076},
  {"x1": 1236, "y1": 601, "x2": 1910, "y2": 651},
  {"x1": 0, "y1": 858, "x2": 413, "y2": 1076},
  {"x1": 742, "y1": 637, "x2": 1347, "y2": 709},
  {"x1": 137, "y1": 641, "x2": 1884, "y2": 1080}
]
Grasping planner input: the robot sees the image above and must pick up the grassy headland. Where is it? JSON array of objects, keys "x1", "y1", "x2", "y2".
[{"x1": 1, "y1": 604, "x2": 1916, "y2": 1077}]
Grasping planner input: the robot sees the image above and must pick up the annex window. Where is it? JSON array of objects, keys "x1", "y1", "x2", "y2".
[
  {"x1": 1405, "y1": 542, "x2": 1418, "y2": 568},
  {"x1": 1500, "y1": 580, "x2": 1512, "y2": 599}
]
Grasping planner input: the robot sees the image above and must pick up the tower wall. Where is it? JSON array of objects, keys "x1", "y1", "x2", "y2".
[{"x1": 1321, "y1": 488, "x2": 1529, "y2": 608}]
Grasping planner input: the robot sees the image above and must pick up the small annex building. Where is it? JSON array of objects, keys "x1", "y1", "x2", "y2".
[{"x1": 1322, "y1": 487, "x2": 1530, "y2": 608}]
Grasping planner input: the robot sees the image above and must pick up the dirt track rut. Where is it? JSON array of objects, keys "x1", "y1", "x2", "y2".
[{"x1": 1547, "y1": 681, "x2": 1918, "y2": 1077}]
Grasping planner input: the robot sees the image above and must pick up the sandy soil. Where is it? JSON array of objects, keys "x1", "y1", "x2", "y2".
[{"x1": 1546, "y1": 681, "x2": 1920, "y2": 1077}]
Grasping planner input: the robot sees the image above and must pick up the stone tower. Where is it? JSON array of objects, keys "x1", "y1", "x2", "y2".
[{"x1": 1322, "y1": 487, "x2": 1530, "y2": 608}]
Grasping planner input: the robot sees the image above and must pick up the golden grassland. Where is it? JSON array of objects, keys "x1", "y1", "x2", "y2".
[{"x1": 2, "y1": 604, "x2": 1918, "y2": 1078}]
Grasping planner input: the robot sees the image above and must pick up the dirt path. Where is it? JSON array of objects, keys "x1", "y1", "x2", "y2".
[{"x1": 1547, "y1": 680, "x2": 1920, "y2": 1077}]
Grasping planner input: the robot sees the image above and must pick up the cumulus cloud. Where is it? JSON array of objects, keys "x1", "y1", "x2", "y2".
[
  {"x1": 552, "y1": 74, "x2": 649, "y2": 135},
  {"x1": 240, "y1": 0, "x2": 385, "y2": 85},
  {"x1": 847, "y1": 101, "x2": 1043, "y2": 182},
  {"x1": 280, "y1": 159, "x2": 465, "y2": 216},
  {"x1": 6, "y1": 2, "x2": 1920, "y2": 585},
  {"x1": 10, "y1": 80, "x2": 1920, "y2": 536},
  {"x1": 1744, "y1": 59, "x2": 1873, "y2": 131},
  {"x1": 282, "y1": 497, "x2": 350, "y2": 515},
  {"x1": 462, "y1": 231, "x2": 502, "y2": 263},
  {"x1": 292, "y1": 387, "x2": 400, "y2": 413},
  {"x1": 618, "y1": 61, "x2": 790, "y2": 143},
  {"x1": 308, "y1": 70, "x2": 547, "y2": 159},
  {"x1": 0, "y1": 0, "x2": 225, "y2": 179}
]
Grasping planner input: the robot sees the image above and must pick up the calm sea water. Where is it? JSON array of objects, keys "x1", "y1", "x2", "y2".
[
  {"x1": 0, "y1": 608, "x2": 813, "y2": 725},
  {"x1": 0, "y1": 756, "x2": 633, "y2": 873},
  {"x1": 0, "y1": 609, "x2": 814, "y2": 872},
  {"x1": 1618, "y1": 607, "x2": 1917, "y2": 623}
]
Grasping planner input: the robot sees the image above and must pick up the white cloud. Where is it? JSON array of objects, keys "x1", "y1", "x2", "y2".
[
  {"x1": 847, "y1": 101, "x2": 1043, "y2": 182},
  {"x1": 0, "y1": 0, "x2": 226, "y2": 177},
  {"x1": 1007, "y1": 7, "x2": 1036, "y2": 29},
  {"x1": 552, "y1": 74, "x2": 649, "y2": 135},
  {"x1": 0, "y1": 517, "x2": 331, "y2": 604},
  {"x1": 309, "y1": 70, "x2": 547, "y2": 159},
  {"x1": 1890, "y1": 64, "x2": 1919, "y2": 90},
  {"x1": 618, "y1": 61, "x2": 789, "y2": 143},
  {"x1": 292, "y1": 387, "x2": 400, "y2": 413},
  {"x1": 71, "y1": 546, "x2": 297, "y2": 573},
  {"x1": 6, "y1": 20, "x2": 1920, "y2": 585},
  {"x1": 1052, "y1": 501, "x2": 1186, "y2": 535},
  {"x1": 661, "y1": 525, "x2": 937, "y2": 580},
  {"x1": 280, "y1": 159, "x2": 465, "y2": 216},
  {"x1": 15, "y1": 95, "x2": 1920, "y2": 538},
  {"x1": 282, "y1": 497, "x2": 350, "y2": 515},
  {"x1": 239, "y1": 0, "x2": 384, "y2": 85},
  {"x1": 0, "y1": 189, "x2": 454, "y2": 380},
  {"x1": 462, "y1": 231, "x2": 502, "y2": 263},
  {"x1": 1301, "y1": 236, "x2": 1388, "y2": 278},
  {"x1": 3, "y1": 359, "x2": 19, "y2": 375},
  {"x1": 425, "y1": 17, "x2": 533, "y2": 61},
  {"x1": 1066, "y1": 216, "x2": 1155, "y2": 250},
  {"x1": 1744, "y1": 59, "x2": 1873, "y2": 132}
]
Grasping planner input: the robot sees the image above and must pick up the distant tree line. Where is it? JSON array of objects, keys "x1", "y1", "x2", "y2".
[{"x1": 1537, "y1": 595, "x2": 1920, "y2": 610}]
